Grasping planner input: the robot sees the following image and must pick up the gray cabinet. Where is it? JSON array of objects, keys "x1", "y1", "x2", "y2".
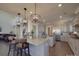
[
  {"x1": 67, "y1": 36, "x2": 79, "y2": 55},
  {"x1": 62, "y1": 34, "x2": 79, "y2": 55}
]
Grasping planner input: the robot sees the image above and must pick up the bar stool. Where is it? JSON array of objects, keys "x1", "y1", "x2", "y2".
[
  {"x1": 16, "y1": 39, "x2": 30, "y2": 56},
  {"x1": 8, "y1": 36, "x2": 16, "y2": 56},
  {"x1": 16, "y1": 42, "x2": 22, "y2": 56},
  {"x1": 22, "y1": 39, "x2": 30, "y2": 56}
]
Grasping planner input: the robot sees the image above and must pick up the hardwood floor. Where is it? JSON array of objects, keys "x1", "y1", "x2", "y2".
[{"x1": 49, "y1": 41, "x2": 74, "y2": 56}]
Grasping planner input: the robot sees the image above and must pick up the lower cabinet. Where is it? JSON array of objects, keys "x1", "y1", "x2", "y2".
[
  {"x1": 29, "y1": 42, "x2": 49, "y2": 56},
  {"x1": 68, "y1": 37, "x2": 79, "y2": 56},
  {"x1": 59, "y1": 34, "x2": 79, "y2": 55},
  {"x1": 75, "y1": 40, "x2": 79, "y2": 55}
]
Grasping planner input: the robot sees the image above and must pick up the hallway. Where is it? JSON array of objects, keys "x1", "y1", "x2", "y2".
[{"x1": 49, "y1": 41, "x2": 74, "y2": 56}]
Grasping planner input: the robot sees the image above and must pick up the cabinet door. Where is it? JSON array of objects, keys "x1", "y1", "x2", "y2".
[
  {"x1": 67, "y1": 36, "x2": 79, "y2": 55},
  {"x1": 71, "y1": 39, "x2": 75, "y2": 53},
  {"x1": 72, "y1": 39, "x2": 76, "y2": 55},
  {"x1": 69, "y1": 39, "x2": 76, "y2": 55},
  {"x1": 75, "y1": 40, "x2": 79, "y2": 56}
]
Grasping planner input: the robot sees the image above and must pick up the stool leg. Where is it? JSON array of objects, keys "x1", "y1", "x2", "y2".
[
  {"x1": 16, "y1": 48, "x2": 19, "y2": 56},
  {"x1": 16, "y1": 48, "x2": 22, "y2": 56},
  {"x1": 24, "y1": 49, "x2": 27, "y2": 56},
  {"x1": 8, "y1": 45, "x2": 11, "y2": 56},
  {"x1": 13, "y1": 45, "x2": 16, "y2": 56},
  {"x1": 28, "y1": 46, "x2": 30, "y2": 56},
  {"x1": 20, "y1": 48, "x2": 22, "y2": 56}
]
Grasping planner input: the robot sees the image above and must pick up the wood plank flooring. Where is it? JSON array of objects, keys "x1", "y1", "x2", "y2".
[{"x1": 49, "y1": 41, "x2": 74, "y2": 56}]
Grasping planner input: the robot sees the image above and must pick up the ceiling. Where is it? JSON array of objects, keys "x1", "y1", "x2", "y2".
[{"x1": 0, "y1": 3, "x2": 79, "y2": 25}]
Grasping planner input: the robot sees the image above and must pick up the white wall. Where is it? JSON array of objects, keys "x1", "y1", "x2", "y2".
[{"x1": 0, "y1": 10, "x2": 16, "y2": 33}]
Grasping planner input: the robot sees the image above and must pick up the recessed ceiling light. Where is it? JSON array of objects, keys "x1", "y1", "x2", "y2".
[
  {"x1": 58, "y1": 4, "x2": 62, "y2": 7},
  {"x1": 30, "y1": 11, "x2": 32, "y2": 14},
  {"x1": 59, "y1": 16, "x2": 62, "y2": 19}
]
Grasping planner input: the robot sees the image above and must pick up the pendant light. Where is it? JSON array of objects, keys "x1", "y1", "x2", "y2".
[
  {"x1": 22, "y1": 8, "x2": 27, "y2": 24},
  {"x1": 31, "y1": 3, "x2": 41, "y2": 23},
  {"x1": 16, "y1": 13, "x2": 21, "y2": 26}
]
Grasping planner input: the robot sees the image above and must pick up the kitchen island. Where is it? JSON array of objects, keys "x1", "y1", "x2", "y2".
[{"x1": 27, "y1": 37, "x2": 49, "y2": 56}]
